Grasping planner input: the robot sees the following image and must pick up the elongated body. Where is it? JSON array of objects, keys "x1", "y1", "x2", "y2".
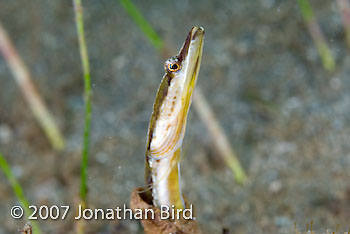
[{"x1": 144, "y1": 27, "x2": 204, "y2": 209}]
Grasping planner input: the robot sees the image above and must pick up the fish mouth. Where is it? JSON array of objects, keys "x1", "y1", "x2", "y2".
[
  {"x1": 178, "y1": 26, "x2": 204, "y2": 116},
  {"x1": 177, "y1": 26, "x2": 205, "y2": 63}
]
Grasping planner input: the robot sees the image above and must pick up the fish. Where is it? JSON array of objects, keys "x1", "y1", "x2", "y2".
[{"x1": 144, "y1": 26, "x2": 204, "y2": 210}]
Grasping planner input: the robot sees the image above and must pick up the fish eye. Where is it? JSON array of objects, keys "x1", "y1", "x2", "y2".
[{"x1": 167, "y1": 62, "x2": 181, "y2": 72}]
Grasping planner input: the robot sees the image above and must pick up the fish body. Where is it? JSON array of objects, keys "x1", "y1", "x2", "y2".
[{"x1": 144, "y1": 27, "x2": 204, "y2": 209}]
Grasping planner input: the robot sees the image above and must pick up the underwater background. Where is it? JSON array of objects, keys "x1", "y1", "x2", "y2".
[{"x1": 0, "y1": 0, "x2": 349, "y2": 233}]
